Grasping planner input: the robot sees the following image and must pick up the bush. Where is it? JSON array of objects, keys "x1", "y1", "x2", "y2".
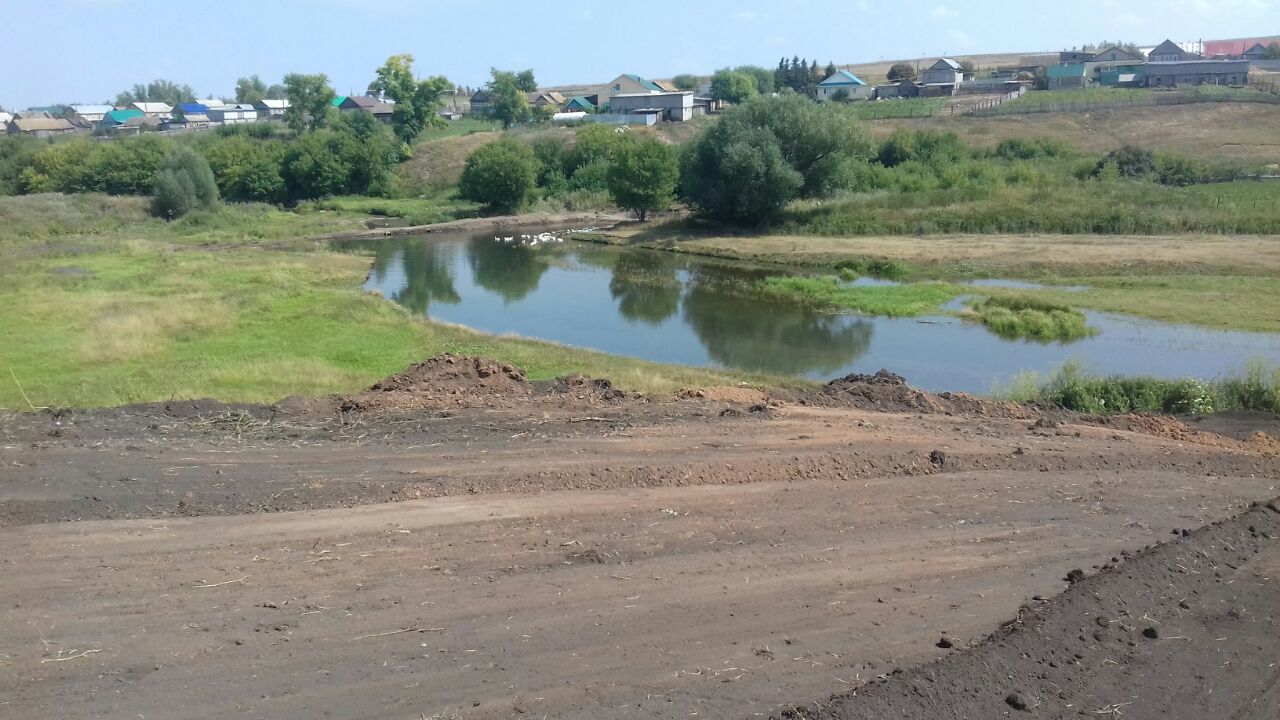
[
  {"x1": 568, "y1": 124, "x2": 619, "y2": 173},
  {"x1": 993, "y1": 137, "x2": 1072, "y2": 160},
  {"x1": 878, "y1": 129, "x2": 968, "y2": 168},
  {"x1": 201, "y1": 135, "x2": 286, "y2": 203},
  {"x1": 1155, "y1": 154, "x2": 1206, "y2": 187},
  {"x1": 458, "y1": 137, "x2": 539, "y2": 213},
  {"x1": 1093, "y1": 145, "x2": 1156, "y2": 179},
  {"x1": 281, "y1": 131, "x2": 356, "y2": 202},
  {"x1": 568, "y1": 158, "x2": 610, "y2": 193},
  {"x1": 151, "y1": 146, "x2": 219, "y2": 219}
]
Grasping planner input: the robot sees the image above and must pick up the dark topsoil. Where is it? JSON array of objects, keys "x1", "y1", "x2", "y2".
[{"x1": 773, "y1": 499, "x2": 1280, "y2": 720}]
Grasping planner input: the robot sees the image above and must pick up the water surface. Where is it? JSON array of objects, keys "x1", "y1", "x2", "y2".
[{"x1": 340, "y1": 232, "x2": 1280, "y2": 393}]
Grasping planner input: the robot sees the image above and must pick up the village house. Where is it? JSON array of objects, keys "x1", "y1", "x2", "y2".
[
  {"x1": 1148, "y1": 39, "x2": 1202, "y2": 62},
  {"x1": 468, "y1": 89, "x2": 490, "y2": 116},
  {"x1": 562, "y1": 95, "x2": 597, "y2": 113},
  {"x1": 527, "y1": 91, "x2": 567, "y2": 110},
  {"x1": 6, "y1": 116, "x2": 76, "y2": 137},
  {"x1": 1092, "y1": 46, "x2": 1144, "y2": 64},
  {"x1": 338, "y1": 95, "x2": 395, "y2": 122},
  {"x1": 207, "y1": 103, "x2": 258, "y2": 124},
  {"x1": 65, "y1": 105, "x2": 113, "y2": 126},
  {"x1": 1241, "y1": 43, "x2": 1272, "y2": 60},
  {"x1": 919, "y1": 58, "x2": 965, "y2": 95},
  {"x1": 0, "y1": 111, "x2": 13, "y2": 126},
  {"x1": 130, "y1": 102, "x2": 172, "y2": 119},
  {"x1": 253, "y1": 99, "x2": 288, "y2": 119},
  {"x1": 816, "y1": 70, "x2": 874, "y2": 101},
  {"x1": 607, "y1": 74, "x2": 665, "y2": 97},
  {"x1": 163, "y1": 113, "x2": 211, "y2": 131},
  {"x1": 875, "y1": 79, "x2": 922, "y2": 99},
  {"x1": 1047, "y1": 64, "x2": 1089, "y2": 89},
  {"x1": 1059, "y1": 50, "x2": 1096, "y2": 64},
  {"x1": 99, "y1": 108, "x2": 145, "y2": 128},
  {"x1": 176, "y1": 102, "x2": 209, "y2": 116},
  {"x1": 608, "y1": 91, "x2": 697, "y2": 122},
  {"x1": 1144, "y1": 60, "x2": 1250, "y2": 88}
]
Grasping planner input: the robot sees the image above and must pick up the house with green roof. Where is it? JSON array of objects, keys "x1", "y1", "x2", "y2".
[
  {"x1": 817, "y1": 69, "x2": 872, "y2": 101},
  {"x1": 1047, "y1": 64, "x2": 1089, "y2": 89},
  {"x1": 562, "y1": 95, "x2": 596, "y2": 113},
  {"x1": 99, "y1": 108, "x2": 145, "y2": 127},
  {"x1": 331, "y1": 96, "x2": 347, "y2": 108}
]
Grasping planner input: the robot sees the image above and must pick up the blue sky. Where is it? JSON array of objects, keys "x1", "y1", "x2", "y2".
[{"x1": 3, "y1": 0, "x2": 1277, "y2": 108}]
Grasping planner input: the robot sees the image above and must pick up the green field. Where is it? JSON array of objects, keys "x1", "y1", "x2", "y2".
[{"x1": 976, "y1": 86, "x2": 1280, "y2": 116}]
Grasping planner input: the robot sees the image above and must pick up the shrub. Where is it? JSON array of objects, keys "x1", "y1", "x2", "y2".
[
  {"x1": 568, "y1": 124, "x2": 619, "y2": 173},
  {"x1": 993, "y1": 137, "x2": 1071, "y2": 160},
  {"x1": 457, "y1": 137, "x2": 539, "y2": 213},
  {"x1": 1093, "y1": 145, "x2": 1156, "y2": 179},
  {"x1": 878, "y1": 129, "x2": 968, "y2": 168},
  {"x1": 150, "y1": 146, "x2": 219, "y2": 219},
  {"x1": 281, "y1": 130, "x2": 355, "y2": 202},
  {"x1": 1155, "y1": 154, "x2": 1206, "y2": 187},
  {"x1": 568, "y1": 158, "x2": 610, "y2": 193}
]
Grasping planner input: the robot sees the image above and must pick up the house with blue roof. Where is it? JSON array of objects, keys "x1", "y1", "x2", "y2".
[
  {"x1": 817, "y1": 69, "x2": 873, "y2": 101},
  {"x1": 176, "y1": 102, "x2": 210, "y2": 116}
]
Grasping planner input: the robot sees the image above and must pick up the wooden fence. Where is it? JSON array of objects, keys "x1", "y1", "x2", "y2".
[
  {"x1": 957, "y1": 87, "x2": 1027, "y2": 115},
  {"x1": 967, "y1": 88, "x2": 1280, "y2": 117}
]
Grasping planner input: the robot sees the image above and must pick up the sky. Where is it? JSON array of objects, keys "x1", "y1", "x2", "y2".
[{"x1": 2, "y1": 0, "x2": 1278, "y2": 108}]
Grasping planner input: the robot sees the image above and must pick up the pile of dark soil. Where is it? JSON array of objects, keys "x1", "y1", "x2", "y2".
[
  {"x1": 819, "y1": 370, "x2": 1028, "y2": 418},
  {"x1": 775, "y1": 498, "x2": 1280, "y2": 720},
  {"x1": 541, "y1": 374, "x2": 629, "y2": 403},
  {"x1": 342, "y1": 354, "x2": 532, "y2": 411}
]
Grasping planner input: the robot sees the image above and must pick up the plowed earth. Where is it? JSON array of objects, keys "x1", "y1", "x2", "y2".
[{"x1": 1, "y1": 356, "x2": 1277, "y2": 719}]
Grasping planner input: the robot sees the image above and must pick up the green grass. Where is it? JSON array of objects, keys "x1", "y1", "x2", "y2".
[
  {"x1": 415, "y1": 118, "x2": 500, "y2": 141},
  {"x1": 847, "y1": 98, "x2": 947, "y2": 120},
  {"x1": 978, "y1": 86, "x2": 1280, "y2": 116},
  {"x1": 761, "y1": 276, "x2": 960, "y2": 317},
  {"x1": 307, "y1": 191, "x2": 481, "y2": 227},
  {"x1": 0, "y1": 195, "x2": 797, "y2": 409},
  {"x1": 995, "y1": 359, "x2": 1280, "y2": 414},
  {"x1": 964, "y1": 295, "x2": 1096, "y2": 342}
]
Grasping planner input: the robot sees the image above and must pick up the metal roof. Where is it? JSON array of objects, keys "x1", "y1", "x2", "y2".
[
  {"x1": 255, "y1": 99, "x2": 288, "y2": 109},
  {"x1": 178, "y1": 103, "x2": 209, "y2": 114},
  {"x1": 1145, "y1": 60, "x2": 1250, "y2": 75},
  {"x1": 69, "y1": 105, "x2": 113, "y2": 115},
  {"x1": 623, "y1": 74, "x2": 664, "y2": 92},
  {"x1": 104, "y1": 108, "x2": 145, "y2": 123},
  {"x1": 131, "y1": 102, "x2": 172, "y2": 113},
  {"x1": 11, "y1": 117, "x2": 75, "y2": 131},
  {"x1": 819, "y1": 70, "x2": 866, "y2": 86},
  {"x1": 610, "y1": 91, "x2": 692, "y2": 98},
  {"x1": 932, "y1": 58, "x2": 963, "y2": 70},
  {"x1": 1047, "y1": 64, "x2": 1087, "y2": 77}
]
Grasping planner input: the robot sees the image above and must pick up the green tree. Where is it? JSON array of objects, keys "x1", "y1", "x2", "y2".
[
  {"x1": 733, "y1": 65, "x2": 775, "y2": 95},
  {"x1": 728, "y1": 93, "x2": 873, "y2": 195},
  {"x1": 710, "y1": 69, "x2": 758, "y2": 104},
  {"x1": 1268, "y1": 42, "x2": 1280, "y2": 60},
  {"x1": 201, "y1": 135, "x2": 286, "y2": 203},
  {"x1": 824, "y1": 62, "x2": 838, "y2": 80},
  {"x1": 283, "y1": 73, "x2": 336, "y2": 132},
  {"x1": 281, "y1": 130, "x2": 354, "y2": 201},
  {"x1": 887, "y1": 63, "x2": 917, "y2": 81},
  {"x1": 369, "y1": 54, "x2": 452, "y2": 143},
  {"x1": 265, "y1": 84, "x2": 287, "y2": 100},
  {"x1": 458, "y1": 138, "x2": 538, "y2": 213},
  {"x1": 606, "y1": 136, "x2": 679, "y2": 222},
  {"x1": 115, "y1": 79, "x2": 197, "y2": 107},
  {"x1": 830, "y1": 88, "x2": 851, "y2": 102},
  {"x1": 515, "y1": 69, "x2": 538, "y2": 93},
  {"x1": 569, "y1": 123, "x2": 620, "y2": 172},
  {"x1": 235, "y1": 75, "x2": 268, "y2": 103},
  {"x1": 151, "y1": 146, "x2": 219, "y2": 219},
  {"x1": 680, "y1": 123, "x2": 802, "y2": 225},
  {"x1": 92, "y1": 135, "x2": 168, "y2": 195},
  {"x1": 671, "y1": 74, "x2": 699, "y2": 90},
  {"x1": 485, "y1": 69, "x2": 531, "y2": 129}
]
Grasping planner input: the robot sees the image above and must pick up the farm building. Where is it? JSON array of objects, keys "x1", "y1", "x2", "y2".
[
  {"x1": 66, "y1": 105, "x2": 113, "y2": 126},
  {"x1": 875, "y1": 79, "x2": 922, "y2": 99},
  {"x1": 339, "y1": 96, "x2": 395, "y2": 122},
  {"x1": 6, "y1": 116, "x2": 76, "y2": 137},
  {"x1": 1241, "y1": 43, "x2": 1272, "y2": 60},
  {"x1": 920, "y1": 58, "x2": 964, "y2": 91},
  {"x1": 527, "y1": 91, "x2": 567, "y2": 109},
  {"x1": 1092, "y1": 46, "x2": 1144, "y2": 63},
  {"x1": 817, "y1": 70, "x2": 873, "y2": 101},
  {"x1": 607, "y1": 74, "x2": 664, "y2": 96},
  {"x1": 254, "y1": 99, "x2": 288, "y2": 119},
  {"x1": 1144, "y1": 60, "x2": 1250, "y2": 88},
  {"x1": 562, "y1": 95, "x2": 597, "y2": 112},
  {"x1": 163, "y1": 114, "x2": 210, "y2": 130},
  {"x1": 608, "y1": 91, "x2": 696, "y2": 122},
  {"x1": 469, "y1": 89, "x2": 489, "y2": 116},
  {"x1": 1047, "y1": 64, "x2": 1088, "y2": 89},
  {"x1": 207, "y1": 104, "x2": 258, "y2": 124},
  {"x1": 130, "y1": 102, "x2": 172, "y2": 119},
  {"x1": 1058, "y1": 50, "x2": 1095, "y2": 64},
  {"x1": 100, "y1": 108, "x2": 145, "y2": 127}
]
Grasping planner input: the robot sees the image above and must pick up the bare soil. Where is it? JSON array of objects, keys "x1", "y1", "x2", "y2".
[{"x1": 2, "y1": 356, "x2": 1277, "y2": 719}]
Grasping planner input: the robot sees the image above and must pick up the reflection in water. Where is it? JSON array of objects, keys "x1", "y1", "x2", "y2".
[
  {"x1": 388, "y1": 239, "x2": 460, "y2": 314},
  {"x1": 682, "y1": 265, "x2": 873, "y2": 375},
  {"x1": 466, "y1": 237, "x2": 550, "y2": 303},
  {"x1": 610, "y1": 251, "x2": 680, "y2": 325}
]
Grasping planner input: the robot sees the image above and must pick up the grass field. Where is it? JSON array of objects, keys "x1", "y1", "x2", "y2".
[
  {"x1": 0, "y1": 195, "x2": 793, "y2": 409},
  {"x1": 974, "y1": 86, "x2": 1280, "y2": 116}
]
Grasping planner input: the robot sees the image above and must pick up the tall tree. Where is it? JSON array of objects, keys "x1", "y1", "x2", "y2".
[
  {"x1": 369, "y1": 54, "x2": 452, "y2": 143},
  {"x1": 115, "y1": 79, "x2": 197, "y2": 107},
  {"x1": 485, "y1": 69, "x2": 531, "y2": 129},
  {"x1": 887, "y1": 63, "x2": 918, "y2": 81},
  {"x1": 606, "y1": 136, "x2": 679, "y2": 222},
  {"x1": 733, "y1": 65, "x2": 775, "y2": 95},
  {"x1": 515, "y1": 69, "x2": 538, "y2": 93},
  {"x1": 710, "y1": 69, "x2": 758, "y2": 104},
  {"x1": 671, "y1": 74, "x2": 699, "y2": 90},
  {"x1": 824, "y1": 62, "x2": 838, "y2": 80},
  {"x1": 283, "y1": 73, "x2": 336, "y2": 133},
  {"x1": 235, "y1": 75, "x2": 268, "y2": 103}
]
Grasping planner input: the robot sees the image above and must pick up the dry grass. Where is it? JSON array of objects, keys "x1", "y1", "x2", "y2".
[
  {"x1": 867, "y1": 103, "x2": 1280, "y2": 163},
  {"x1": 397, "y1": 131, "x2": 502, "y2": 190},
  {"x1": 80, "y1": 296, "x2": 234, "y2": 363}
]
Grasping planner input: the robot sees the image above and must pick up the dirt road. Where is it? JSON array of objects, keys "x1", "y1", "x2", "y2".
[{"x1": 2, "y1": 359, "x2": 1277, "y2": 719}]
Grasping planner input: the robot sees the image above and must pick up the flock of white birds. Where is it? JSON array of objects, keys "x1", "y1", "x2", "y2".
[{"x1": 493, "y1": 228, "x2": 601, "y2": 246}]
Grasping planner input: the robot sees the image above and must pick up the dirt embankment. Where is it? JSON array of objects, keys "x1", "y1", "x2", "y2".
[{"x1": 313, "y1": 211, "x2": 630, "y2": 242}]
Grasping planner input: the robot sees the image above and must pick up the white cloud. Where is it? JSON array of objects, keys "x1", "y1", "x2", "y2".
[{"x1": 930, "y1": 3, "x2": 959, "y2": 19}]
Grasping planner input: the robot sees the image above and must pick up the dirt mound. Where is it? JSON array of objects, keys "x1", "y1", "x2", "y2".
[
  {"x1": 543, "y1": 374, "x2": 629, "y2": 403},
  {"x1": 342, "y1": 354, "x2": 531, "y2": 411},
  {"x1": 819, "y1": 370, "x2": 1028, "y2": 418},
  {"x1": 775, "y1": 499, "x2": 1280, "y2": 720},
  {"x1": 678, "y1": 386, "x2": 771, "y2": 406}
]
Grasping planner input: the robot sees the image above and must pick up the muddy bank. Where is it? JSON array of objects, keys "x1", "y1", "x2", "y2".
[
  {"x1": 312, "y1": 210, "x2": 630, "y2": 242},
  {"x1": 774, "y1": 499, "x2": 1280, "y2": 720}
]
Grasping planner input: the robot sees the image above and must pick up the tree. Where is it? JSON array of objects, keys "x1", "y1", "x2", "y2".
[
  {"x1": 710, "y1": 69, "x2": 758, "y2": 104},
  {"x1": 485, "y1": 69, "x2": 531, "y2": 129},
  {"x1": 887, "y1": 63, "x2": 918, "y2": 81},
  {"x1": 369, "y1": 54, "x2": 452, "y2": 143},
  {"x1": 568, "y1": 123, "x2": 620, "y2": 173},
  {"x1": 959, "y1": 59, "x2": 977, "y2": 76},
  {"x1": 515, "y1": 69, "x2": 538, "y2": 93},
  {"x1": 265, "y1": 84, "x2": 287, "y2": 100},
  {"x1": 151, "y1": 146, "x2": 219, "y2": 219},
  {"x1": 726, "y1": 93, "x2": 873, "y2": 195},
  {"x1": 281, "y1": 130, "x2": 354, "y2": 200},
  {"x1": 733, "y1": 65, "x2": 775, "y2": 95},
  {"x1": 824, "y1": 62, "x2": 838, "y2": 80},
  {"x1": 830, "y1": 88, "x2": 851, "y2": 103},
  {"x1": 458, "y1": 138, "x2": 538, "y2": 213},
  {"x1": 671, "y1": 74, "x2": 699, "y2": 90},
  {"x1": 1269, "y1": 42, "x2": 1280, "y2": 60},
  {"x1": 283, "y1": 73, "x2": 336, "y2": 132},
  {"x1": 680, "y1": 123, "x2": 802, "y2": 225},
  {"x1": 115, "y1": 79, "x2": 197, "y2": 107},
  {"x1": 235, "y1": 75, "x2": 268, "y2": 104},
  {"x1": 606, "y1": 136, "x2": 679, "y2": 222}
]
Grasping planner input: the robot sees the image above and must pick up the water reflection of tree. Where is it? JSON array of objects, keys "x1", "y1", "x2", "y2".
[
  {"x1": 389, "y1": 239, "x2": 461, "y2": 315},
  {"x1": 466, "y1": 237, "x2": 550, "y2": 303},
  {"x1": 682, "y1": 266, "x2": 873, "y2": 376},
  {"x1": 610, "y1": 251, "x2": 681, "y2": 325}
]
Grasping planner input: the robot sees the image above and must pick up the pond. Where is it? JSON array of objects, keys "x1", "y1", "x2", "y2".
[{"x1": 339, "y1": 231, "x2": 1280, "y2": 393}]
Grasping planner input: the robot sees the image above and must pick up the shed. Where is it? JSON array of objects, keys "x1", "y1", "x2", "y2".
[
  {"x1": 1144, "y1": 60, "x2": 1250, "y2": 88},
  {"x1": 608, "y1": 91, "x2": 695, "y2": 122},
  {"x1": 1047, "y1": 64, "x2": 1088, "y2": 89},
  {"x1": 7, "y1": 117, "x2": 76, "y2": 137},
  {"x1": 253, "y1": 99, "x2": 288, "y2": 118}
]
